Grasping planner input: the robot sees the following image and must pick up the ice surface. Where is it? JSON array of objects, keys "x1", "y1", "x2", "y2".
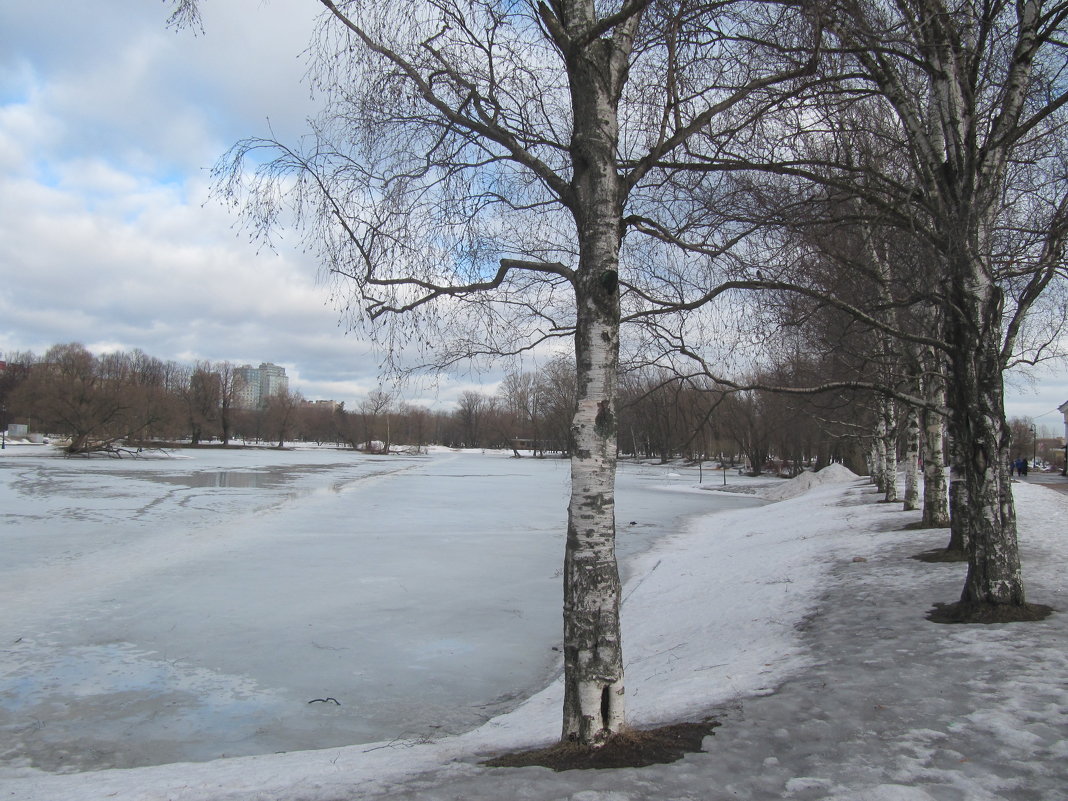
[{"x1": 0, "y1": 446, "x2": 762, "y2": 771}]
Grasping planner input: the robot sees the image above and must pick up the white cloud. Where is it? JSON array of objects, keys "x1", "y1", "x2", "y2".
[
  {"x1": 0, "y1": 1, "x2": 409, "y2": 408},
  {"x1": 0, "y1": 2, "x2": 538, "y2": 412},
  {"x1": 1004, "y1": 364, "x2": 1068, "y2": 430}
]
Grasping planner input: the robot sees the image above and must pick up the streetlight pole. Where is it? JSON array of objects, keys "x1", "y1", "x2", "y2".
[{"x1": 1030, "y1": 423, "x2": 1037, "y2": 469}]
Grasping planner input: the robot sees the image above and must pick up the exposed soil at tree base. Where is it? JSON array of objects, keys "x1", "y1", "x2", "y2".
[
  {"x1": 926, "y1": 601, "x2": 1055, "y2": 624},
  {"x1": 483, "y1": 720, "x2": 720, "y2": 771}
]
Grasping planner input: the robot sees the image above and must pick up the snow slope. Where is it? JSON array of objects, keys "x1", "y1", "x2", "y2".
[{"x1": 3, "y1": 463, "x2": 1066, "y2": 801}]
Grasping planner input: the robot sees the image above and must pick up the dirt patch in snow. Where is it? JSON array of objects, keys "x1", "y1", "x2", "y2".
[{"x1": 483, "y1": 720, "x2": 720, "y2": 771}]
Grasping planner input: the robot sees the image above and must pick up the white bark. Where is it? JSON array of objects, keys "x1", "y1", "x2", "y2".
[
  {"x1": 562, "y1": 268, "x2": 626, "y2": 743},
  {"x1": 946, "y1": 306, "x2": 1024, "y2": 604},
  {"x1": 903, "y1": 405, "x2": 920, "y2": 511},
  {"x1": 563, "y1": 314, "x2": 625, "y2": 740},
  {"x1": 872, "y1": 416, "x2": 887, "y2": 488},
  {"x1": 881, "y1": 400, "x2": 899, "y2": 503},
  {"x1": 819, "y1": 0, "x2": 1061, "y2": 607},
  {"x1": 558, "y1": 3, "x2": 635, "y2": 743},
  {"x1": 921, "y1": 362, "x2": 951, "y2": 529}
]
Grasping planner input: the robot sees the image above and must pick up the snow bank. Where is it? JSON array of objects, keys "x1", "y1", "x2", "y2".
[{"x1": 759, "y1": 462, "x2": 862, "y2": 501}]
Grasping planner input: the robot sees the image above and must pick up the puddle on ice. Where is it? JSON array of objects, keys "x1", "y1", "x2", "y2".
[
  {"x1": 141, "y1": 470, "x2": 288, "y2": 490},
  {"x1": 0, "y1": 449, "x2": 763, "y2": 773}
]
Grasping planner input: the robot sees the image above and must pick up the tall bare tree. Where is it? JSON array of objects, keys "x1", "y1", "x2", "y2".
[
  {"x1": 359, "y1": 388, "x2": 395, "y2": 452},
  {"x1": 263, "y1": 388, "x2": 304, "y2": 448},
  {"x1": 183, "y1": 361, "x2": 221, "y2": 445},
  {"x1": 172, "y1": 0, "x2": 817, "y2": 743}
]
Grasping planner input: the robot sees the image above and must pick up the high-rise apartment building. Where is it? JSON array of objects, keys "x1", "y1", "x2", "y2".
[
  {"x1": 233, "y1": 363, "x2": 289, "y2": 409},
  {"x1": 259, "y1": 363, "x2": 288, "y2": 400}
]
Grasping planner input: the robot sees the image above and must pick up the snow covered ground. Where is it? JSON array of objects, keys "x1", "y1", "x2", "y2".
[{"x1": 2, "y1": 447, "x2": 1066, "y2": 800}]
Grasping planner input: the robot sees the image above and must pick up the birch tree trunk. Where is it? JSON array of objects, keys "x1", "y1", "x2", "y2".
[
  {"x1": 946, "y1": 439, "x2": 970, "y2": 556},
  {"x1": 944, "y1": 271, "x2": 1024, "y2": 605},
  {"x1": 563, "y1": 272, "x2": 625, "y2": 742},
  {"x1": 879, "y1": 399, "x2": 898, "y2": 502},
  {"x1": 903, "y1": 404, "x2": 920, "y2": 511},
  {"x1": 872, "y1": 417, "x2": 887, "y2": 488},
  {"x1": 815, "y1": 0, "x2": 1067, "y2": 617},
  {"x1": 921, "y1": 382, "x2": 951, "y2": 529},
  {"x1": 559, "y1": 12, "x2": 629, "y2": 743}
]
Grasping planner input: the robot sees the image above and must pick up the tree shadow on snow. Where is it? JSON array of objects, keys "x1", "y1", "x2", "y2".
[{"x1": 911, "y1": 547, "x2": 968, "y2": 563}]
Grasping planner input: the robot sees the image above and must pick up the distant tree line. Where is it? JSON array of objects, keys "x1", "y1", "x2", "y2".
[
  {"x1": 1, "y1": 341, "x2": 902, "y2": 468},
  {"x1": 0, "y1": 344, "x2": 302, "y2": 453}
]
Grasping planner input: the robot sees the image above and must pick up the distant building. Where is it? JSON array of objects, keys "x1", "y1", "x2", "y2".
[
  {"x1": 234, "y1": 365, "x2": 261, "y2": 409},
  {"x1": 302, "y1": 399, "x2": 340, "y2": 411},
  {"x1": 260, "y1": 363, "x2": 288, "y2": 400},
  {"x1": 234, "y1": 362, "x2": 290, "y2": 409}
]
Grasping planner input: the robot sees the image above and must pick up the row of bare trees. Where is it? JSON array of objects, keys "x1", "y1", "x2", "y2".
[
  {"x1": 2, "y1": 341, "x2": 876, "y2": 466},
  {"x1": 1, "y1": 344, "x2": 302, "y2": 453},
  {"x1": 0, "y1": 344, "x2": 560, "y2": 455}
]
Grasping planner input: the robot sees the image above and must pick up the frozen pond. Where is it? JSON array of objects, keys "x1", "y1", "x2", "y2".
[{"x1": 0, "y1": 446, "x2": 763, "y2": 773}]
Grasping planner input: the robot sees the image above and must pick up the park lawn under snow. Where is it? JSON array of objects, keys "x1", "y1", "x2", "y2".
[{"x1": 2, "y1": 450, "x2": 1067, "y2": 801}]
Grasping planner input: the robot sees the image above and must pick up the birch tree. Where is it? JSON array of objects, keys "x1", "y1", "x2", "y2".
[{"x1": 172, "y1": 0, "x2": 816, "y2": 744}]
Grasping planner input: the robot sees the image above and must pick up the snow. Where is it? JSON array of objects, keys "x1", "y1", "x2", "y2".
[
  {"x1": 758, "y1": 462, "x2": 861, "y2": 501},
  {"x1": 2, "y1": 448, "x2": 1066, "y2": 800}
]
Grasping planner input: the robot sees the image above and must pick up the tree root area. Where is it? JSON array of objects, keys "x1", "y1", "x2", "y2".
[
  {"x1": 926, "y1": 601, "x2": 1055, "y2": 624},
  {"x1": 911, "y1": 548, "x2": 968, "y2": 563},
  {"x1": 483, "y1": 720, "x2": 720, "y2": 771}
]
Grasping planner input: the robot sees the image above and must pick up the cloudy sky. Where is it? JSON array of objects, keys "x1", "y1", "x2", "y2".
[
  {"x1": 0, "y1": 1, "x2": 492, "y2": 409},
  {"x1": 0, "y1": 1, "x2": 1064, "y2": 425}
]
